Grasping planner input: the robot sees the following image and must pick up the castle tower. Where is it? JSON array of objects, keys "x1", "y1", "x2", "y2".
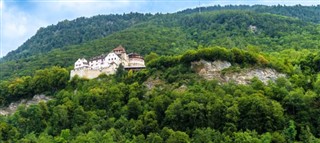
[
  {"x1": 113, "y1": 45, "x2": 129, "y2": 66},
  {"x1": 113, "y1": 45, "x2": 126, "y2": 55}
]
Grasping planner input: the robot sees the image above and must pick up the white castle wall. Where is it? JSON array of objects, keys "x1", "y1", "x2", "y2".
[
  {"x1": 70, "y1": 66, "x2": 117, "y2": 79},
  {"x1": 70, "y1": 46, "x2": 145, "y2": 79}
]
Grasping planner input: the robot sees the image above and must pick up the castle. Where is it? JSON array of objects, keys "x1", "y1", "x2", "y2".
[{"x1": 70, "y1": 45, "x2": 146, "y2": 79}]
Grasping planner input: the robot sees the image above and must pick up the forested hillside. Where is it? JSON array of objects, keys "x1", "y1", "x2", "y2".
[
  {"x1": 0, "y1": 10, "x2": 320, "y2": 80},
  {"x1": 1, "y1": 47, "x2": 320, "y2": 142},
  {"x1": 1, "y1": 13, "x2": 152, "y2": 62},
  {"x1": 3, "y1": 5, "x2": 320, "y2": 63},
  {"x1": 1, "y1": 5, "x2": 320, "y2": 142},
  {"x1": 180, "y1": 5, "x2": 320, "y2": 23}
]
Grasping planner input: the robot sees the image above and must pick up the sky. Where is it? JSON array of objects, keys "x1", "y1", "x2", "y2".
[{"x1": 0, "y1": 0, "x2": 319, "y2": 57}]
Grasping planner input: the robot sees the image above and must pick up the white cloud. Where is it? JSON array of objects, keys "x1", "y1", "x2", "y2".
[{"x1": 1, "y1": 3, "x2": 48, "y2": 57}]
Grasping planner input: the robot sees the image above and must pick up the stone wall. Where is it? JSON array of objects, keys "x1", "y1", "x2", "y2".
[{"x1": 70, "y1": 67, "x2": 116, "y2": 79}]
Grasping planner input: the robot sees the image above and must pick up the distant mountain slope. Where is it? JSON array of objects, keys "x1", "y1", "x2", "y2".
[
  {"x1": 1, "y1": 13, "x2": 153, "y2": 62},
  {"x1": 180, "y1": 11, "x2": 320, "y2": 50},
  {"x1": 179, "y1": 5, "x2": 320, "y2": 23},
  {"x1": 0, "y1": 25, "x2": 194, "y2": 78},
  {"x1": 142, "y1": 11, "x2": 320, "y2": 51},
  {"x1": 0, "y1": 9, "x2": 320, "y2": 80},
  {"x1": 2, "y1": 5, "x2": 320, "y2": 63}
]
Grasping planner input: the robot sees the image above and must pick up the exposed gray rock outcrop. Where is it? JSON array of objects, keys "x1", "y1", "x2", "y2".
[
  {"x1": 191, "y1": 60, "x2": 231, "y2": 80},
  {"x1": 144, "y1": 77, "x2": 164, "y2": 90},
  {"x1": 224, "y1": 68, "x2": 286, "y2": 84},
  {"x1": 191, "y1": 60, "x2": 285, "y2": 84},
  {"x1": 0, "y1": 94, "x2": 52, "y2": 116}
]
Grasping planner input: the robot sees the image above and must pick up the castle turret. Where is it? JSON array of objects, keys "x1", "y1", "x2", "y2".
[
  {"x1": 113, "y1": 45, "x2": 129, "y2": 66},
  {"x1": 113, "y1": 45, "x2": 126, "y2": 55},
  {"x1": 128, "y1": 53, "x2": 145, "y2": 67}
]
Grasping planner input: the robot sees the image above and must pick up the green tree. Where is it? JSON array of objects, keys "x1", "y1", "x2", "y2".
[
  {"x1": 237, "y1": 94, "x2": 285, "y2": 133},
  {"x1": 140, "y1": 111, "x2": 159, "y2": 135},
  {"x1": 127, "y1": 98, "x2": 143, "y2": 120},
  {"x1": 32, "y1": 66, "x2": 69, "y2": 94},
  {"x1": 0, "y1": 122, "x2": 19, "y2": 142},
  {"x1": 192, "y1": 128, "x2": 225, "y2": 143},
  {"x1": 233, "y1": 131, "x2": 261, "y2": 143},
  {"x1": 283, "y1": 120, "x2": 297, "y2": 143},
  {"x1": 166, "y1": 131, "x2": 190, "y2": 143},
  {"x1": 146, "y1": 133, "x2": 163, "y2": 143}
]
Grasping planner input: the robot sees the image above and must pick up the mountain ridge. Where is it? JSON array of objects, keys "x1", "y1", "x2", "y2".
[
  {"x1": 179, "y1": 5, "x2": 320, "y2": 23},
  {"x1": 0, "y1": 6, "x2": 320, "y2": 80},
  {"x1": 1, "y1": 12, "x2": 153, "y2": 62},
  {"x1": 2, "y1": 5, "x2": 320, "y2": 62}
]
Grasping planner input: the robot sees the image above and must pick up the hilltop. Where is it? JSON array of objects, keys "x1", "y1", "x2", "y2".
[
  {"x1": 2, "y1": 5, "x2": 320, "y2": 63},
  {"x1": 0, "y1": 7, "x2": 319, "y2": 80},
  {"x1": 180, "y1": 5, "x2": 320, "y2": 23}
]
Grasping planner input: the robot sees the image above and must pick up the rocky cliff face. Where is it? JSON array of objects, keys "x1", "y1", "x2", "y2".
[
  {"x1": 0, "y1": 94, "x2": 52, "y2": 115},
  {"x1": 223, "y1": 68, "x2": 286, "y2": 84},
  {"x1": 191, "y1": 60, "x2": 231, "y2": 81},
  {"x1": 191, "y1": 60, "x2": 285, "y2": 84}
]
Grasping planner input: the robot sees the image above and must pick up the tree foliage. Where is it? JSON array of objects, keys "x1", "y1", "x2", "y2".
[{"x1": 0, "y1": 5, "x2": 320, "y2": 142}]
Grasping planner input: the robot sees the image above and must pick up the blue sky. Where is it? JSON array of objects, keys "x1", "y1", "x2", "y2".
[{"x1": 0, "y1": 0, "x2": 319, "y2": 57}]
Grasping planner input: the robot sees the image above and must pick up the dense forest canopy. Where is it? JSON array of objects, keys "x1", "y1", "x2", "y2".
[
  {"x1": 180, "y1": 5, "x2": 320, "y2": 23},
  {"x1": 1, "y1": 47, "x2": 320, "y2": 142},
  {"x1": 0, "y1": 7, "x2": 320, "y2": 80},
  {"x1": 2, "y1": 5, "x2": 319, "y2": 63},
  {"x1": 1, "y1": 4, "x2": 320, "y2": 142}
]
